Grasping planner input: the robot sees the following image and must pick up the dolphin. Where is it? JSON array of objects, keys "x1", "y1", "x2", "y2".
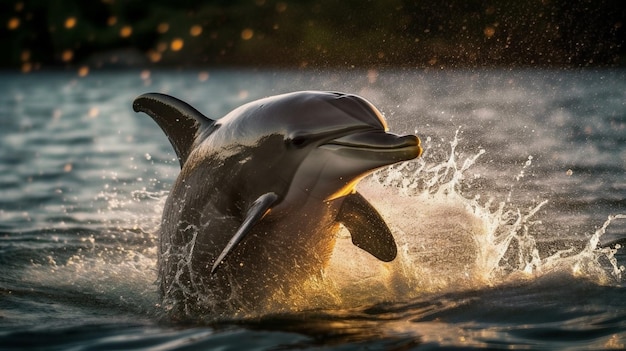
[{"x1": 132, "y1": 91, "x2": 422, "y2": 317}]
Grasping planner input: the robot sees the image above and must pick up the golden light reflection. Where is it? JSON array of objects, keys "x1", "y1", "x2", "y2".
[
  {"x1": 88, "y1": 107, "x2": 99, "y2": 118},
  {"x1": 148, "y1": 50, "x2": 161, "y2": 63},
  {"x1": 190, "y1": 25, "x2": 202, "y2": 37},
  {"x1": 156, "y1": 42, "x2": 167, "y2": 52},
  {"x1": 241, "y1": 28, "x2": 254, "y2": 40},
  {"x1": 15, "y1": 2, "x2": 24, "y2": 11},
  {"x1": 275, "y1": 2, "x2": 287, "y2": 13},
  {"x1": 157, "y1": 22, "x2": 169, "y2": 34},
  {"x1": 21, "y1": 62, "x2": 32, "y2": 73},
  {"x1": 8, "y1": 17, "x2": 20, "y2": 30},
  {"x1": 484, "y1": 26, "x2": 495, "y2": 38},
  {"x1": 238, "y1": 90, "x2": 249, "y2": 99},
  {"x1": 77, "y1": 66, "x2": 89, "y2": 77},
  {"x1": 604, "y1": 334, "x2": 625, "y2": 349},
  {"x1": 198, "y1": 71, "x2": 209, "y2": 82},
  {"x1": 170, "y1": 38, "x2": 184, "y2": 51},
  {"x1": 107, "y1": 16, "x2": 117, "y2": 26},
  {"x1": 120, "y1": 25, "x2": 132, "y2": 38},
  {"x1": 367, "y1": 69, "x2": 379, "y2": 84},
  {"x1": 140, "y1": 70, "x2": 150, "y2": 80},
  {"x1": 65, "y1": 17, "x2": 77, "y2": 29},
  {"x1": 20, "y1": 50, "x2": 30, "y2": 62},
  {"x1": 326, "y1": 178, "x2": 361, "y2": 201},
  {"x1": 61, "y1": 49, "x2": 73, "y2": 62}
]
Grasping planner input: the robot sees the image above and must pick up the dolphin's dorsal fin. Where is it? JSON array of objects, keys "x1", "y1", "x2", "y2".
[
  {"x1": 336, "y1": 192, "x2": 397, "y2": 262},
  {"x1": 211, "y1": 192, "x2": 279, "y2": 275},
  {"x1": 133, "y1": 93, "x2": 216, "y2": 168}
]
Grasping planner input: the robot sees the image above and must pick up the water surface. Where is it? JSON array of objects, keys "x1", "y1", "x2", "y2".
[{"x1": 1, "y1": 69, "x2": 625, "y2": 350}]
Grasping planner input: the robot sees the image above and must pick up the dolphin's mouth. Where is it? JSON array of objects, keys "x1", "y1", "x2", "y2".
[{"x1": 321, "y1": 130, "x2": 423, "y2": 160}]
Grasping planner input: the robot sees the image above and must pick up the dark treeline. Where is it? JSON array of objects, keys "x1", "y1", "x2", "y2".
[{"x1": 2, "y1": 0, "x2": 625, "y2": 71}]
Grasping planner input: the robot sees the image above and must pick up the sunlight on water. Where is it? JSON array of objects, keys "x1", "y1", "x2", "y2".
[
  {"x1": 20, "y1": 131, "x2": 625, "y2": 319},
  {"x1": 305, "y1": 131, "x2": 626, "y2": 310}
]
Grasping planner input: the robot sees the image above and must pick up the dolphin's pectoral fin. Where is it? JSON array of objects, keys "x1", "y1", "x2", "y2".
[
  {"x1": 133, "y1": 92, "x2": 217, "y2": 168},
  {"x1": 211, "y1": 192, "x2": 279, "y2": 274},
  {"x1": 337, "y1": 192, "x2": 397, "y2": 262}
]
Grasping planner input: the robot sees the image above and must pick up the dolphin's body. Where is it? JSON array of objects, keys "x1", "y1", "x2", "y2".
[{"x1": 133, "y1": 91, "x2": 422, "y2": 317}]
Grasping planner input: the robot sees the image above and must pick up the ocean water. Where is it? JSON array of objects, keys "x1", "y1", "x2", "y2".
[{"x1": 1, "y1": 69, "x2": 625, "y2": 350}]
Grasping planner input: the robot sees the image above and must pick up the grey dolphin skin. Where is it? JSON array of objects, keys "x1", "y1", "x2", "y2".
[{"x1": 133, "y1": 91, "x2": 422, "y2": 317}]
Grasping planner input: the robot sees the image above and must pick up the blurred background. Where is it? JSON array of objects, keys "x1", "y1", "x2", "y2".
[{"x1": 2, "y1": 0, "x2": 625, "y2": 72}]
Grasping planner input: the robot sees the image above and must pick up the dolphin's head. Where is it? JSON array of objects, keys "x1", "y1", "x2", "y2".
[
  {"x1": 214, "y1": 91, "x2": 422, "y2": 207},
  {"x1": 281, "y1": 91, "x2": 422, "y2": 202}
]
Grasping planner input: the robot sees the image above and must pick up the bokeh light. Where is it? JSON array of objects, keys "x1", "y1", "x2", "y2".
[
  {"x1": 170, "y1": 38, "x2": 184, "y2": 51},
  {"x1": 157, "y1": 23, "x2": 169, "y2": 34},
  {"x1": 198, "y1": 71, "x2": 209, "y2": 81},
  {"x1": 20, "y1": 50, "x2": 30, "y2": 62},
  {"x1": 77, "y1": 66, "x2": 89, "y2": 77},
  {"x1": 120, "y1": 26, "x2": 132, "y2": 38},
  {"x1": 148, "y1": 50, "x2": 162, "y2": 63},
  {"x1": 7, "y1": 17, "x2": 20, "y2": 30},
  {"x1": 61, "y1": 50, "x2": 73, "y2": 62},
  {"x1": 241, "y1": 28, "x2": 254, "y2": 40},
  {"x1": 21, "y1": 62, "x2": 32, "y2": 73},
  {"x1": 64, "y1": 17, "x2": 76, "y2": 29},
  {"x1": 1, "y1": 1, "x2": 624, "y2": 70},
  {"x1": 156, "y1": 42, "x2": 168, "y2": 53},
  {"x1": 190, "y1": 25, "x2": 202, "y2": 37},
  {"x1": 275, "y1": 2, "x2": 287, "y2": 13},
  {"x1": 484, "y1": 26, "x2": 496, "y2": 39},
  {"x1": 87, "y1": 107, "x2": 99, "y2": 118}
]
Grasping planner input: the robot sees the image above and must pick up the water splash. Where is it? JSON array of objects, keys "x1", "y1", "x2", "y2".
[
  {"x1": 19, "y1": 186, "x2": 164, "y2": 315},
  {"x1": 20, "y1": 132, "x2": 625, "y2": 318},
  {"x1": 315, "y1": 131, "x2": 625, "y2": 309}
]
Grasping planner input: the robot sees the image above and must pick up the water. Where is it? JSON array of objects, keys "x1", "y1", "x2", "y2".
[{"x1": 1, "y1": 69, "x2": 625, "y2": 350}]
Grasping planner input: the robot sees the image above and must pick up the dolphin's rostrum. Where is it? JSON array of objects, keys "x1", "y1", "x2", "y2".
[{"x1": 133, "y1": 91, "x2": 422, "y2": 317}]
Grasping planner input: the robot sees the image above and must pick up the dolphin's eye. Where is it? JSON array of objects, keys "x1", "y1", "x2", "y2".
[{"x1": 288, "y1": 134, "x2": 309, "y2": 148}]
